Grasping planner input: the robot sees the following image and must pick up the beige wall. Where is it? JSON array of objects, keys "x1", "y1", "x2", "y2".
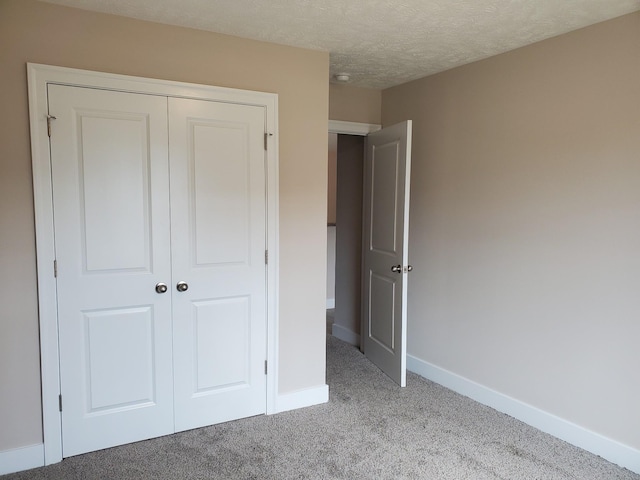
[
  {"x1": 329, "y1": 84, "x2": 382, "y2": 124},
  {"x1": 0, "y1": 0, "x2": 328, "y2": 452},
  {"x1": 383, "y1": 12, "x2": 640, "y2": 449}
]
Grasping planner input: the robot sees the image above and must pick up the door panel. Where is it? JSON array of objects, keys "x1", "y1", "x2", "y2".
[
  {"x1": 369, "y1": 272, "x2": 395, "y2": 352},
  {"x1": 83, "y1": 306, "x2": 156, "y2": 411},
  {"x1": 80, "y1": 114, "x2": 152, "y2": 272},
  {"x1": 49, "y1": 85, "x2": 174, "y2": 456},
  {"x1": 168, "y1": 97, "x2": 267, "y2": 432},
  {"x1": 193, "y1": 296, "x2": 250, "y2": 391},
  {"x1": 362, "y1": 121, "x2": 412, "y2": 387},
  {"x1": 370, "y1": 143, "x2": 399, "y2": 255},
  {"x1": 192, "y1": 121, "x2": 251, "y2": 266}
]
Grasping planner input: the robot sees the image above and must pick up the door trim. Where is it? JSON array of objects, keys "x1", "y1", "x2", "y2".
[
  {"x1": 27, "y1": 63, "x2": 280, "y2": 465},
  {"x1": 328, "y1": 120, "x2": 381, "y2": 136},
  {"x1": 327, "y1": 120, "x2": 381, "y2": 350}
]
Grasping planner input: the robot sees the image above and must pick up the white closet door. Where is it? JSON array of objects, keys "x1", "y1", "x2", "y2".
[
  {"x1": 168, "y1": 98, "x2": 267, "y2": 431},
  {"x1": 49, "y1": 85, "x2": 174, "y2": 456}
]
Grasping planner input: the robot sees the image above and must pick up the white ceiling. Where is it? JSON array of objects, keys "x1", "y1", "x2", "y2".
[{"x1": 41, "y1": 0, "x2": 640, "y2": 89}]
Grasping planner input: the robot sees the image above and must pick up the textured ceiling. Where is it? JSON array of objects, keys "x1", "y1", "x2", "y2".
[{"x1": 41, "y1": 0, "x2": 640, "y2": 89}]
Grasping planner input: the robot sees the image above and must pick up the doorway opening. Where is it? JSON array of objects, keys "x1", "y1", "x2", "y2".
[
  {"x1": 326, "y1": 119, "x2": 413, "y2": 387},
  {"x1": 326, "y1": 132, "x2": 366, "y2": 348}
]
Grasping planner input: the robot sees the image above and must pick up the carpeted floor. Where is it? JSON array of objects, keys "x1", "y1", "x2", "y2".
[{"x1": 4, "y1": 335, "x2": 638, "y2": 479}]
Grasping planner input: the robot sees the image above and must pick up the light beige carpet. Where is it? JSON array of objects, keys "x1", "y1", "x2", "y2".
[{"x1": 4, "y1": 336, "x2": 638, "y2": 479}]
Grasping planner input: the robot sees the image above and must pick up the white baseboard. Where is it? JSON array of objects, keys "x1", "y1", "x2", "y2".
[
  {"x1": 0, "y1": 443, "x2": 45, "y2": 475},
  {"x1": 407, "y1": 354, "x2": 640, "y2": 475},
  {"x1": 331, "y1": 323, "x2": 360, "y2": 346},
  {"x1": 326, "y1": 298, "x2": 335, "y2": 309},
  {"x1": 274, "y1": 384, "x2": 329, "y2": 414}
]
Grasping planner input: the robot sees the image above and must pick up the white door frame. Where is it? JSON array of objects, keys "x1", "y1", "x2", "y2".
[
  {"x1": 327, "y1": 119, "x2": 380, "y2": 347},
  {"x1": 328, "y1": 120, "x2": 380, "y2": 136},
  {"x1": 27, "y1": 63, "x2": 280, "y2": 465}
]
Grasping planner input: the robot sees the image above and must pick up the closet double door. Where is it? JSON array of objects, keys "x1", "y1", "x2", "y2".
[{"x1": 49, "y1": 85, "x2": 267, "y2": 457}]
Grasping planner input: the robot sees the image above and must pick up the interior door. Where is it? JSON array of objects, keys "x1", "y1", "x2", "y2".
[
  {"x1": 169, "y1": 98, "x2": 267, "y2": 431},
  {"x1": 362, "y1": 121, "x2": 412, "y2": 387},
  {"x1": 50, "y1": 85, "x2": 268, "y2": 456},
  {"x1": 49, "y1": 85, "x2": 174, "y2": 456}
]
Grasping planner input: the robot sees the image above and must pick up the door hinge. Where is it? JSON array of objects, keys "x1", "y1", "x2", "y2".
[
  {"x1": 58, "y1": 394, "x2": 62, "y2": 412},
  {"x1": 47, "y1": 115, "x2": 57, "y2": 138},
  {"x1": 264, "y1": 132, "x2": 273, "y2": 151},
  {"x1": 53, "y1": 259, "x2": 58, "y2": 278},
  {"x1": 264, "y1": 360, "x2": 268, "y2": 375},
  {"x1": 265, "y1": 250, "x2": 268, "y2": 265}
]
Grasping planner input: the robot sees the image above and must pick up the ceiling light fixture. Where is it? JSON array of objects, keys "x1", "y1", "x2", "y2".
[{"x1": 335, "y1": 73, "x2": 350, "y2": 83}]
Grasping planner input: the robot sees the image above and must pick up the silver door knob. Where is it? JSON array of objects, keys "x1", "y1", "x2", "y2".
[
  {"x1": 406, "y1": 265, "x2": 413, "y2": 272},
  {"x1": 155, "y1": 283, "x2": 168, "y2": 294},
  {"x1": 176, "y1": 281, "x2": 189, "y2": 292},
  {"x1": 391, "y1": 265, "x2": 402, "y2": 273}
]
